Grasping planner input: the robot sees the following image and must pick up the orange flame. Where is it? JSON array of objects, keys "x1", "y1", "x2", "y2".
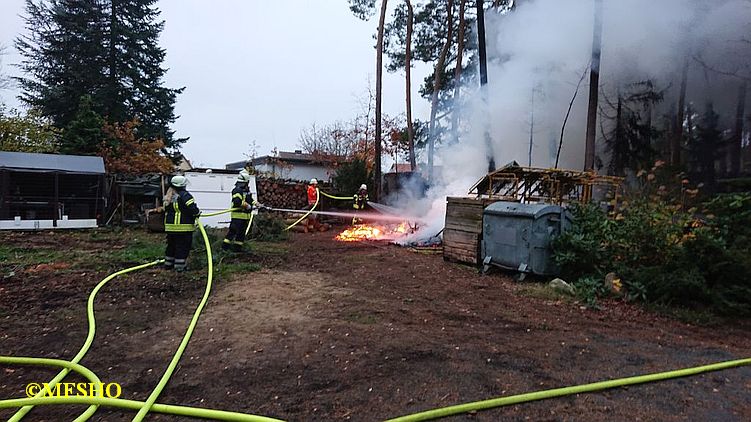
[{"x1": 335, "y1": 222, "x2": 411, "y2": 242}]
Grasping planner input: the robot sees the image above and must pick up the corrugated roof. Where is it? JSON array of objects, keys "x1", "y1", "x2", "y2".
[{"x1": 0, "y1": 151, "x2": 106, "y2": 174}]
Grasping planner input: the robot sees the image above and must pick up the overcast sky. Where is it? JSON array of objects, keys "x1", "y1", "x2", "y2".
[{"x1": 0, "y1": 0, "x2": 431, "y2": 168}]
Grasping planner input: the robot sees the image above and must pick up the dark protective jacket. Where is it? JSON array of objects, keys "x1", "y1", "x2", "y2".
[
  {"x1": 353, "y1": 189, "x2": 368, "y2": 210},
  {"x1": 230, "y1": 184, "x2": 255, "y2": 220},
  {"x1": 164, "y1": 189, "x2": 201, "y2": 232}
]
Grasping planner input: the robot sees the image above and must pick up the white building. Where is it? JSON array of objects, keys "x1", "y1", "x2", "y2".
[
  {"x1": 183, "y1": 170, "x2": 257, "y2": 228},
  {"x1": 226, "y1": 150, "x2": 338, "y2": 182}
]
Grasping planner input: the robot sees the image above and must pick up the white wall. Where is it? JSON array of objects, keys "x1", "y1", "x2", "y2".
[
  {"x1": 184, "y1": 172, "x2": 258, "y2": 228},
  {"x1": 255, "y1": 163, "x2": 333, "y2": 182}
]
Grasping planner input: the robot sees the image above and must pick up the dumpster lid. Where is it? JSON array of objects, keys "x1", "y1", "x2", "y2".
[{"x1": 483, "y1": 201, "x2": 564, "y2": 219}]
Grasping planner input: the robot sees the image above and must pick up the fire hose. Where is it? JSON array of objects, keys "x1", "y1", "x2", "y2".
[
  {"x1": 318, "y1": 190, "x2": 352, "y2": 201},
  {"x1": 0, "y1": 357, "x2": 281, "y2": 421},
  {"x1": 283, "y1": 188, "x2": 319, "y2": 231},
  {"x1": 2, "y1": 209, "x2": 750, "y2": 420},
  {"x1": 1, "y1": 208, "x2": 280, "y2": 422}
]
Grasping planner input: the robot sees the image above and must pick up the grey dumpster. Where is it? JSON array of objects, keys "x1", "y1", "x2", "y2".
[{"x1": 481, "y1": 201, "x2": 572, "y2": 276}]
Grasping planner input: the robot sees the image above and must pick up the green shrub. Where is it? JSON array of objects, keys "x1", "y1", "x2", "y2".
[
  {"x1": 250, "y1": 214, "x2": 289, "y2": 242},
  {"x1": 552, "y1": 192, "x2": 751, "y2": 315}
]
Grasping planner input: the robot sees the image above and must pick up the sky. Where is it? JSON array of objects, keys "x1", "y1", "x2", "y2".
[{"x1": 0, "y1": 0, "x2": 432, "y2": 168}]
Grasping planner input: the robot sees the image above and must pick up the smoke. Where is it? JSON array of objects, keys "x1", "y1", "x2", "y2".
[{"x1": 391, "y1": 0, "x2": 751, "y2": 243}]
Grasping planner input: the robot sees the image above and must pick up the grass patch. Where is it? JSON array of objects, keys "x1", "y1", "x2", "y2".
[
  {"x1": 0, "y1": 246, "x2": 70, "y2": 267},
  {"x1": 108, "y1": 240, "x2": 164, "y2": 262},
  {"x1": 344, "y1": 312, "x2": 378, "y2": 325},
  {"x1": 251, "y1": 242, "x2": 289, "y2": 256},
  {"x1": 517, "y1": 284, "x2": 573, "y2": 302},
  {"x1": 217, "y1": 262, "x2": 262, "y2": 279}
]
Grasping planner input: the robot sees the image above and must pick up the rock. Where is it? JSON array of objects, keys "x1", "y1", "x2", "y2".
[{"x1": 549, "y1": 278, "x2": 576, "y2": 295}]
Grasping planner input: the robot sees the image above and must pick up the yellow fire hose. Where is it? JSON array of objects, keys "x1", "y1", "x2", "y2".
[
  {"x1": 130, "y1": 219, "x2": 214, "y2": 421},
  {"x1": 2, "y1": 207, "x2": 750, "y2": 421},
  {"x1": 318, "y1": 190, "x2": 352, "y2": 201},
  {"x1": 7, "y1": 259, "x2": 164, "y2": 422},
  {"x1": 0, "y1": 357, "x2": 281, "y2": 422},
  {"x1": 386, "y1": 357, "x2": 751, "y2": 422},
  {"x1": 283, "y1": 188, "x2": 319, "y2": 231}
]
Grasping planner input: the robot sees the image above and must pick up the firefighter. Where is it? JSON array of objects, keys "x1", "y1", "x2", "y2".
[
  {"x1": 164, "y1": 175, "x2": 201, "y2": 272},
  {"x1": 305, "y1": 178, "x2": 319, "y2": 232},
  {"x1": 352, "y1": 184, "x2": 368, "y2": 225},
  {"x1": 223, "y1": 171, "x2": 259, "y2": 252}
]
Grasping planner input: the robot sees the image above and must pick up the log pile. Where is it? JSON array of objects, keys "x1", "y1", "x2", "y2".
[
  {"x1": 255, "y1": 177, "x2": 338, "y2": 210},
  {"x1": 256, "y1": 178, "x2": 308, "y2": 209}
]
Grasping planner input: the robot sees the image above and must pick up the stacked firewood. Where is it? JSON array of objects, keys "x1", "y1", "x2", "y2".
[{"x1": 255, "y1": 178, "x2": 309, "y2": 209}]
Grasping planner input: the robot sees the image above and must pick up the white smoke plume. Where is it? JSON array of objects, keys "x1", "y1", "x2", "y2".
[{"x1": 393, "y1": 0, "x2": 751, "y2": 242}]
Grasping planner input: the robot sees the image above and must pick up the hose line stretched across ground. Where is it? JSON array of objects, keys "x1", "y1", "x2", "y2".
[
  {"x1": 7, "y1": 259, "x2": 164, "y2": 422},
  {"x1": 131, "y1": 220, "x2": 215, "y2": 421},
  {"x1": 0, "y1": 356, "x2": 103, "y2": 422},
  {"x1": 283, "y1": 188, "x2": 319, "y2": 231},
  {"x1": 385, "y1": 357, "x2": 751, "y2": 422},
  {"x1": 0, "y1": 356, "x2": 282, "y2": 421}
]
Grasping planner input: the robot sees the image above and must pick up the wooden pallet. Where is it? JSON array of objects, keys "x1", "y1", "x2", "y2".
[{"x1": 443, "y1": 197, "x2": 500, "y2": 265}]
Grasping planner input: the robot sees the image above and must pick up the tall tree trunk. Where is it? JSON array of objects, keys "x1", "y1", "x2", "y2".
[
  {"x1": 108, "y1": 0, "x2": 118, "y2": 120},
  {"x1": 528, "y1": 89, "x2": 534, "y2": 167},
  {"x1": 476, "y1": 0, "x2": 494, "y2": 172},
  {"x1": 405, "y1": 0, "x2": 416, "y2": 171},
  {"x1": 613, "y1": 94, "x2": 624, "y2": 176},
  {"x1": 672, "y1": 57, "x2": 689, "y2": 167},
  {"x1": 375, "y1": 0, "x2": 388, "y2": 200},
  {"x1": 428, "y1": 0, "x2": 455, "y2": 181},
  {"x1": 730, "y1": 80, "x2": 747, "y2": 176},
  {"x1": 451, "y1": 0, "x2": 467, "y2": 144},
  {"x1": 584, "y1": 0, "x2": 603, "y2": 171}
]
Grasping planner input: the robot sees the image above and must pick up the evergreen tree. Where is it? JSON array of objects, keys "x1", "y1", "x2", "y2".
[
  {"x1": 15, "y1": 0, "x2": 184, "y2": 153},
  {"x1": 60, "y1": 95, "x2": 106, "y2": 155},
  {"x1": 16, "y1": 0, "x2": 108, "y2": 129},
  {"x1": 104, "y1": 0, "x2": 184, "y2": 147},
  {"x1": 689, "y1": 103, "x2": 724, "y2": 191},
  {"x1": 602, "y1": 81, "x2": 664, "y2": 176}
]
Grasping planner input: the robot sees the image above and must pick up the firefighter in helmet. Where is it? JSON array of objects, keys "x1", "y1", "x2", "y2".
[
  {"x1": 305, "y1": 178, "x2": 319, "y2": 232},
  {"x1": 223, "y1": 170, "x2": 261, "y2": 252},
  {"x1": 164, "y1": 175, "x2": 201, "y2": 272},
  {"x1": 352, "y1": 184, "x2": 368, "y2": 225}
]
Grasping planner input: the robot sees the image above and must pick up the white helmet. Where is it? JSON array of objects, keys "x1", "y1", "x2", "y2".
[
  {"x1": 171, "y1": 175, "x2": 188, "y2": 188},
  {"x1": 360, "y1": 184, "x2": 367, "y2": 190},
  {"x1": 237, "y1": 171, "x2": 251, "y2": 183},
  {"x1": 310, "y1": 178, "x2": 318, "y2": 185}
]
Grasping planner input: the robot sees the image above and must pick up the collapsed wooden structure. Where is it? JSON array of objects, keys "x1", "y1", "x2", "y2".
[
  {"x1": 444, "y1": 163, "x2": 623, "y2": 265},
  {"x1": 468, "y1": 162, "x2": 623, "y2": 206}
]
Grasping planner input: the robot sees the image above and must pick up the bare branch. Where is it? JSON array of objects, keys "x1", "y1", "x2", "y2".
[{"x1": 555, "y1": 64, "x2": 589, "y2": 169}]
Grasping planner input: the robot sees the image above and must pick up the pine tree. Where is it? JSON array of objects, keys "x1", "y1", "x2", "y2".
[
  {"x1": 690, "y1": 103, "x2": 724, "y2": 190},
  {"x1": 104, "y1": 0, "x2": 184, "y2": 148},
  {"x1": 16, "y1": 0, "x2": 108, "y2": 129},
  {"x1": 16, "y1": 0, "x2": 184, "y2": 153},
  {"x1": 61, "y1": 95, "x2": 106, "y2": 155}
]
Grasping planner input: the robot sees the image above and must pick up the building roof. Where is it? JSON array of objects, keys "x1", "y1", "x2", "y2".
[
  {"x1": 0, "y1": 151, "x2": 106, "y2": 174},
  {"x1": 226, "y1": 150, "x2": 344, "y2": 169},
  {"x1": 387, "y1": 163, "x2": 414, "y2": 173}
]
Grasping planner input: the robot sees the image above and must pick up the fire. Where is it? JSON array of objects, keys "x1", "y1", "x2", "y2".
[{"x1": 336, "y1": 222, "x2": 412, "y2": 242}]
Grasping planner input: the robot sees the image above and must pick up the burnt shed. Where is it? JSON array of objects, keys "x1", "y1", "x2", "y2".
[{"x1": 0, "y1": 151, "x2": 106, "y2": 229}]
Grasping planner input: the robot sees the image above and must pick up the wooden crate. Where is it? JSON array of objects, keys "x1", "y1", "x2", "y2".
[{"x1": 443, "y1": 197, "x2": 499, "y2": 265}]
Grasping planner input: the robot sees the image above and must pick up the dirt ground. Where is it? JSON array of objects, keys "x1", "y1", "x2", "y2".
[{"x1": 1, "y1": 229, "x2": 750, "y2": 421}]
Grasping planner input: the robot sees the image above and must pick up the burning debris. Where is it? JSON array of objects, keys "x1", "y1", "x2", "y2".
[{"x1": 335, "y1": 222, "x2": 414, "y2": 242}]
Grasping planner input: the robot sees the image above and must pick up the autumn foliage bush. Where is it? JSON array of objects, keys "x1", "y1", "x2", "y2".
[{"x1": 99, "y1": 119, "x2": 174, "y2": 175}]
